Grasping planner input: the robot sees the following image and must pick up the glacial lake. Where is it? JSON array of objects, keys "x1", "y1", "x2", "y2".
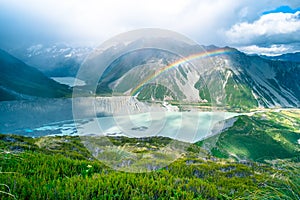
[
  {"x1": 0, "y1": 97, "x2": 239, "y2": 143},
  {"x1": 51, "y1": 77, "x2": 86, "y2": 87}
]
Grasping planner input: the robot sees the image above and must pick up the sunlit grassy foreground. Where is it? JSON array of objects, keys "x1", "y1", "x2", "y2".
[{"x1": 0, "y1": 133, "x2": 299, "y2": 200}]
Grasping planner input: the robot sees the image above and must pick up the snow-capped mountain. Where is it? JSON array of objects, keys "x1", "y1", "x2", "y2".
[{"x1": 8, "y1": 43, "x2": 93, "y2": 77}]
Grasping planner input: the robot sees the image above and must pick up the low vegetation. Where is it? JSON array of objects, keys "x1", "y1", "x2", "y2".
[
  {"x1": 198, "y1": 110, "x2": 300, "y2": 162},
  {"x1": 0, "y1": 131, "x2": 299, "y2": 199}
]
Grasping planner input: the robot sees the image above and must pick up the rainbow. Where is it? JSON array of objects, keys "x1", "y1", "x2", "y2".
[{"x1": 130, "y1": 47, "x2": 235, "y2": 96}]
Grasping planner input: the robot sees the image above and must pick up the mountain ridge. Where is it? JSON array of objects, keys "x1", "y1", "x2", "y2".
[
  {"x1": 0, "y1": 49, "x2": 71, "y2": 101},
  {"x1": 260, "y1": 52, "x2": 300, "y2": 62},
  {"x1": 77, "y1": 38, "x2": 300, "y2": 110}
]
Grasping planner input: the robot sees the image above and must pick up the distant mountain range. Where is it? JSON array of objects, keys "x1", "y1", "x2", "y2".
[
  {"x1": 260, "y1": 52, "x2": 300, "y2": 63},
  {"x1": 7, "y1": 44, "x2": 92, "y2": 77},
  {"x1": 75, "y1": 38, "x2": 300, "y2": 110},
  {"x1": 1, "y1": 40, "x2": 299, "y2": 109},
  {"x1": 0, "y1": 49, "x2": 71, "y2": 101}
]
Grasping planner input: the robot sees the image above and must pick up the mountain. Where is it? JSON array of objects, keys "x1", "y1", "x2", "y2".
[
  {"x1": 0, "y1": 49, "x2": 71, "y2": 101},
  {"x1": 7, "y1": 43, "x2": 92, "y2": 77},
  {"x1": 197, "y1": 109, "x2": 300, "y2": 162},
  {"x1": 206, "y1": 49, "x2": 300, "y2": 109},
  {"x1": 261, "y1": 52, "x2": 300, "y2": 62},
  {"x1": 76, "y1": 37, "x2": 300, "y2": 110}
]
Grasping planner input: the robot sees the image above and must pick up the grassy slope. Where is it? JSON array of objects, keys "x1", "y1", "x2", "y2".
[
  {"x1": 0, "y1": 134, "x2": 299, "y2": 199},
  {"x1": 137, "y1": 84, "x2": 177, "y2": 101},
  {"x1": 198, "y1": 110, "x2": 300, "y2": 162},
  {"x1": 224, "y1": 73, "x2": 258, "y2": 110}
]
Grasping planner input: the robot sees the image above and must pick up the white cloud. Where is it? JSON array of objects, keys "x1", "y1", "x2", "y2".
[
  {"x1": 2, "y1": 0, "x2": 241, "y2": 44},
  {"x1": 1, "y1": 0, "x2": 300, "y2": 51},
  {"x1": 238, "y1": 44, "x2": 292, "y2": 56},
  {"x1": 226, "y1": 11, "x2": 300, "y2": 45}
]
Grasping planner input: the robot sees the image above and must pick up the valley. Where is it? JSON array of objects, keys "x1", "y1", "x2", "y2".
[
  {"x1": 1, "y1": 1, "x2": 300, "y2": 199},
  {"x1": 1, "y1": 96, "x2": 299, "y2": 163},
  {"x1": 1, "y1": 112, "x2": 299, "y2": 199},
  {"x1": 1, "y1": 36, "x2": 299, "y2": 199}
]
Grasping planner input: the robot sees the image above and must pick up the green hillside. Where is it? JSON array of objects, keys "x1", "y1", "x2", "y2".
[
  {"x1": 198, "y1": 110, "x2": 300, "y2": 162},
  {"x1": 0, "y1": 134, "x2": 299, "y2": 199},
  {"x1": 137, "y1": 84, "x2": 177, "y2": 101}
]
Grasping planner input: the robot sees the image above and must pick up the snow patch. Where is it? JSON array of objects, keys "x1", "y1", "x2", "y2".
[
  {"x1": 162, "y1": 101, "x2": 179, "y2": 112},
  {"x1": 223, "y1": 70, "x2": 232, "y2": 89},
  {"x1": 64, "y1": 53, "x2": 72, "y2": 58}
]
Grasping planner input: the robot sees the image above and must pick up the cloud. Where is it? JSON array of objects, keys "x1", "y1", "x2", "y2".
[
  {"x1": 1, "y1": 0, "x2": 241, "y2": 45},
  {"x1": 1, "y1": 0, "x2": 300, "y2": 52},
  {"x1": 226, "y1": 11, "x2": 300, "y2": 45},
  {"x1": 238, "y1": 44, "x2": 294, "y2": 56}
]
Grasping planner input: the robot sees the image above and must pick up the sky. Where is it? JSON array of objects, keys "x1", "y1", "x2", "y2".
[{"x1": 0, "y1": 0, "x2": 299, "y2": 55}]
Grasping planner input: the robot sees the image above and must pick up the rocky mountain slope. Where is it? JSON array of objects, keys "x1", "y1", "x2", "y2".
[{"x1": 80, "y1": 38, "x2": 300, "y2": 110}]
